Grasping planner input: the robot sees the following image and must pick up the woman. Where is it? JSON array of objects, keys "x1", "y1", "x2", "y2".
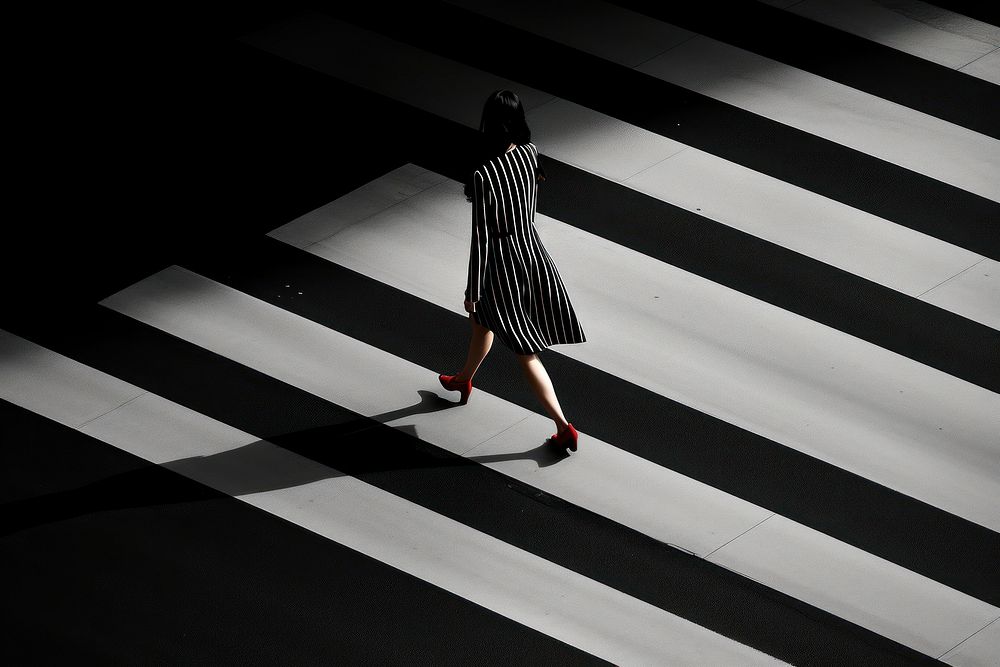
[{"x1": 439, "y1": 89, "x2": 587, "y2": 452}]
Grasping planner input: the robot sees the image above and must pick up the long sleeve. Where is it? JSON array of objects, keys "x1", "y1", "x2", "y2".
[{"x1": 466, "y1": 169, "x2": 490, "y2": 302}]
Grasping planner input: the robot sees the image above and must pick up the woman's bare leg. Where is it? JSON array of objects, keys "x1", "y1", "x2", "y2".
[
  {"x1": 455, "y1": 315, "x2": 494, "y2": 382},
  {"x1": 516, "y1": 353, "x2": 570, "y2": 434}
]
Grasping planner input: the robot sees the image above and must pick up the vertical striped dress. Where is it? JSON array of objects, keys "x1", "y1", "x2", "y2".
[{"x1": 465, "y1": 142, "x2": 587, "y2": 355}]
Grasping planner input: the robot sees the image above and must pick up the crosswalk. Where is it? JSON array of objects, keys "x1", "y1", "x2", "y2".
[{"x1": 3, "y1": 0, "x2": 999, "y2": 663}]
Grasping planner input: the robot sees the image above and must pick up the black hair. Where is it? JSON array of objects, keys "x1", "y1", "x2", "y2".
[{"x1": 464, "y1": 89, "x2": 546, "y2": 202}]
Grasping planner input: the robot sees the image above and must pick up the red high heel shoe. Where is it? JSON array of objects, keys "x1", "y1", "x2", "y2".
[
  {"x1": 439, "y1": 374, "x2": 473, "y2": 404},
  {"x1": 548, "y1": 423, "x2": 579, "y2": 452}
]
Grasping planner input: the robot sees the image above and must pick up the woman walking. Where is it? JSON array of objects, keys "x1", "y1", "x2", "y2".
[{"x1": 439, "y1": 89, "x2": 587, "y2": 451}]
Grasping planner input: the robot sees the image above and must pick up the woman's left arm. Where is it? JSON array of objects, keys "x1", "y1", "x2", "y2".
[{"x1": 466, "y1": 169, "x2": 490, "y2": 306}]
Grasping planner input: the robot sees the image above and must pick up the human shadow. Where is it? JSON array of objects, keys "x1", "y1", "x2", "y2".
[
  {"x1": 2, "y1": 390, "x2": 569, "y2": 536},
  {"x1": 467, "y1": 441, "x2": 568, "y2": 468}
]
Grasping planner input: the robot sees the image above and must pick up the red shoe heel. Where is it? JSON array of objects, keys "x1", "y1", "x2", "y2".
[
  {"x1": 549, "y1": 423, "x2": 578, "y2": 452},
  {"x1": 439, "y1": 374, "x2": 473, "y2": 404}
]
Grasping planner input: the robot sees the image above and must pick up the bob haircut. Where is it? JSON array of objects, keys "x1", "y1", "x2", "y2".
[{"x1": 465, "y1": 89, "x2": 546, "y2": 202}]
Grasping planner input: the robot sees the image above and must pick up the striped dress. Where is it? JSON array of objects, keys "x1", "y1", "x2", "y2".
[{"x1": 465, "y1": 142, "x2": 587, "y2": 355}]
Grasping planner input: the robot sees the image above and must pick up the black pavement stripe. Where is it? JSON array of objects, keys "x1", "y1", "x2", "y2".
[
  {"x1": 319, "y1": 0, "x2": 1000, "y2": 260},
  {"x1": 611, "y1": 0, "x2": 1000, "y2": 139},
  {"x1": 228, "y1": 43, "x2": 1000, "y2": 396},
  {"x1": 2, "y1": 304, "x2": 933, "y2": 666},
  {"x1": 179, "y1": 233, "x2": 999, "y2": 607},
  {"x1": 538, "y1": 157, "x2": 1000, "y2": 391},
  {"x1": 918, "y1": 1, "x2": 1000, "y2": 28},
  {"x1": 0, "y1": 400, "x2": 602, "y2": 665}
]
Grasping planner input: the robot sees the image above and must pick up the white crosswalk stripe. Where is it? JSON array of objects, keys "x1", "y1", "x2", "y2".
[{"x1": 762, "y1": 0, "x2": 1000, "y2": 83}]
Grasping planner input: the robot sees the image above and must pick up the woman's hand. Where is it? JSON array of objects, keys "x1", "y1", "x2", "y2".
[{"x1": 464, "y1": 299, "x2": 477, "y2": 313}]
